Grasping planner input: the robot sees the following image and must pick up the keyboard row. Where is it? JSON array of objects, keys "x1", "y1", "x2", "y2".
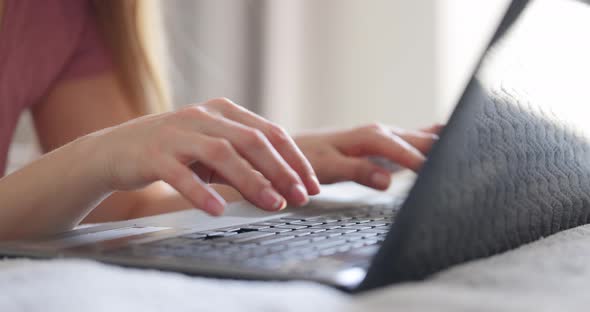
[
  {"x1": 118, "y1": 230, "x2": 388, "y2": 268},
  {"x1": 108, "y1": 204, "x2": 398, "y2": 268}
]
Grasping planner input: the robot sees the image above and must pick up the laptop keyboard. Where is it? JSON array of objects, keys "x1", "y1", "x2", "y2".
[{"x1": 110, "y1": 203, "x2": 397, "y2": 272}]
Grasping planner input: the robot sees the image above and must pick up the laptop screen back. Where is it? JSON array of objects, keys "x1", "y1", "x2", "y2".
[{"x1": 361, "y1": 0, "x2": 590, "y2": 290}]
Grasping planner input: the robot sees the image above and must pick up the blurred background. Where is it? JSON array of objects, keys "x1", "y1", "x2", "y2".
[{"x1": 7, "y1": 0, "x2": 508, "y2": 172}]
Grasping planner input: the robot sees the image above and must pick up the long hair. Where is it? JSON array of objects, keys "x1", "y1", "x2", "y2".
[{"x1": 92, "y1": 0, "x2": 169, "y2": 115}]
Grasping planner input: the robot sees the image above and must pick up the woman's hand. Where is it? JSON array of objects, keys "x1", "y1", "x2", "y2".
[
  {"x1": 87, "y1": 98, "x2": 320, "y2": 215},
  {"x1": 294, "y1": 124, "x2": 442, "y2": 190}
]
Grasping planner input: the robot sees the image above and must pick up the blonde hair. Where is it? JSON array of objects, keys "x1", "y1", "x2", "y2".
[{"x1": 92, "y1": 0, "x2": 170, "y2": 115}]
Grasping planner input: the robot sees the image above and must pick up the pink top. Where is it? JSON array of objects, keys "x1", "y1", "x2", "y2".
[{"x1": 0, "y1": 0, "x2": 111, "y2": 176}]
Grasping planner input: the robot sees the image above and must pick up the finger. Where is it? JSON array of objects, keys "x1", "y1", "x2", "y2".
[
  {"x1": 157, "y1": 157, "x2": 226, "y2": 216},
  {"x1": 332, "y1": 156, "x2": 392, "y2": 190},
  {"x1": 213, "y1": 100, "x2": 320, "y2": 196},
  {"x1": 391, "y1": 128, "x2": 439, "y2": 154},
  {"x1": 189, "y1": 162, "x2": 215, "y2": 183},
  {"x1": 421, "y1": 124, "x2": 445, "y2": 135},
  {"x1": 182, "y1": 113, "x2": 310, "y2": 206},
  {"x1": 209, "y1": 169, "x2": 266, "y2": 186},
  {"x1": 190, "y1": 162, "x2": 263, "y2": 186},
  {"x1": 346, "y1": 127, "x2": 426, "y2": 172},
  {"x1": 263, "y1": 124, "x2": 321, "y2": 196},
  {"x1": 209, "y1": 184, "x2": 245, "y2": 202},
  {"x1": 175, "y1": 133, "x2": 288, "y2": 212}
]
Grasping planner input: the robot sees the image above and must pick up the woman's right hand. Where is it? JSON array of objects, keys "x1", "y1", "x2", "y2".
[{"x1": 83, "y1": 98, "x2": 321, "y2": 216}]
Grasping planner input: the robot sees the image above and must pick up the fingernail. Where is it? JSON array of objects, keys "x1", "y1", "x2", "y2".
[
  {"x1": 204, "y1": 197, "x2": 225, "y2": 215},
  {"x1": 290, "y1": 184, "x2": 309, "y2": 205},
  {"x1": 260, "y1": 188, "x2": 285, "y2": 211},
  {"x1": 309, "y1": 175, "x2": 321, "y2": 194},
  {"x1": 312, "y1": 175, "x2": 320, "y2": 187},
  {"x1": 371, "y1": 172, "x2": 391, "y2": 190}
]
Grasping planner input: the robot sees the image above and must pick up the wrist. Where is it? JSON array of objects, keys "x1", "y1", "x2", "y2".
[{"x1": 66, "y1": 134, "x2": 114, "y2": 196}]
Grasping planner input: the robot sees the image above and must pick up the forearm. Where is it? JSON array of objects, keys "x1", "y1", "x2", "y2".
[{"x1": 0, "y1": 137, "x2": 111, "y2": 240}]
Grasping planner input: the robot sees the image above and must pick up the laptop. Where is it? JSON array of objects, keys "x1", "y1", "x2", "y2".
[{"x1": 2, "y1": 0, "x2": 590, "y2": 293}]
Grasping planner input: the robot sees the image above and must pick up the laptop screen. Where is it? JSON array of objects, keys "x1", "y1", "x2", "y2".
[{"x1": 362, "y1": 0, "x2": 590, "y2": 289}]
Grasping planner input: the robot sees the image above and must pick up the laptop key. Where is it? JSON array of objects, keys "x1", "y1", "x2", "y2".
[
  {"x1": 239, "y1": 225, "x2": 271, "y2": 231},
  {"x1": 313, "y1": 224, "x2": 342, "y2": 230},
  {"x1": 333, "y1": 221, "x2": 358, "y2": 227},
  {"x1": 289, "y1": 230, "x2": 312, "y2": 237},
  {"x1": 258, "y1": 228, "x2": 293, "y2": 233},
  {"x1": 306, "y1": 228, "x2": 327, "y2": 234},
  {"x1": 321, "y1": 231, "x2": 345, "y2": 238},
  {"x1": 342, "y1": 225, "x2": 372, "y2": 231},
  {"x1": 288, "y1": 221, "x2": 323, "y2": 226},
  {"x1": 375, "y1": 224, "x2": 391, "y2": 228},
  {"x1": 324, "y1": 229, "x2": 358, "y2": 235},
  {"x1": 360, "y1": 229, "x2": 389, "y2": 235},
  {"x1": 274, "y1": 224, "x2": 309, "y2": 230},
  {"x1": 363, "y1": 222, "x2": 388, "y2": 227},
  {"x1": 217, "y1": 231, "x2": 275, "y2": 243}
]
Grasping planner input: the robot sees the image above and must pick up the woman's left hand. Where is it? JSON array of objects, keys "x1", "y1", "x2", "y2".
[{"x1": 294, "y1": 123, "x2": 442, "y2": 190}]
